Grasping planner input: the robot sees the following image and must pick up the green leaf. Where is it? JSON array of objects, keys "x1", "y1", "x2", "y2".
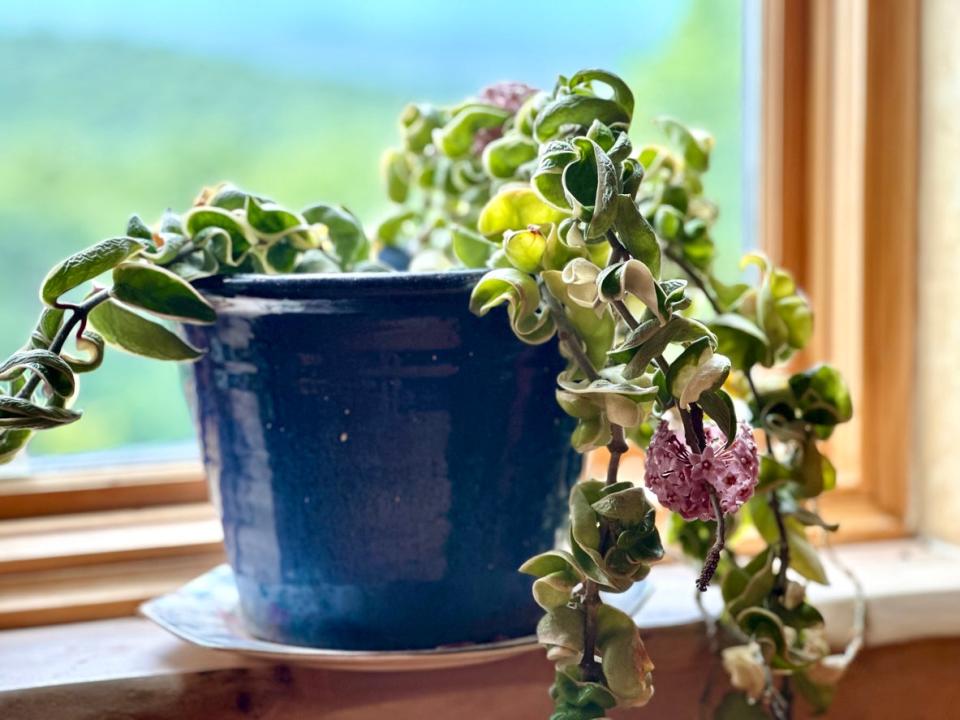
[
  {"x1": 399, "y1": 102, "x2": 446, "y2": 153},
  {"x1": 655, "y1": 117, "x2": 713, "y2": 172},
  {"x1": 542, "y1": 222, "x2": 588, "y2": 271},
  {"x1": 570, "y1": 480, "x2": 604, "y2": 558},
  {"x1": 666, "y1": 337, "x2": 730, "y2": 409},
  {"x1": 787, "y1": 524, "x2": 829, "y2": 584},
  {"x1": 654, "y1": 205, "x2": 683, "y2": 239},
  {"x1": 245, "y1": 196, "x2": 310, "y2": 247},
  {"x1": 112, "y1": 263, "x2": 215, "y2": 324},
  {"x1": 0, "y1": 429, "x2": 32, "y2": 465},
  {"x1": 557, "y1": 368, "x2": 657, "y2": 428},
  {"x1": 375, "y1": 210, "x2": 417, "y2": 247},
  {"x1": 596, "y1": 605, "x2": 654, "y2": 707},
  {"x1": 521, "y1": 552, "x2": 582, "y2": 611},
  {"x1": 206, "y1": 184, "x2": 249, "y2": 211},
  {"x1": 796, "y1": 436, "x2": 831, "y2": 497},
  {"x1": 794, "y1": 671, "x2": 836, "y2": 714},
  {"x1": 125, "y1": 214, "x2": 153, "y2": 241},
  {"x1": 569, "y1": 69, "x2": 635, "y2": 118},
  {"x1": 29, "y1": 307, "x2": 65, "y2": 350},
  {"x1": 534, "y1": 95, "x2": 630, "y2": 143},
  {"x1": 537, "y1": 605, "x2": 585, "y2": 659},
  {"x1": 789, "y1": 364, "x2": 853, "y2": 426},
  {"x1": 613, "y1": 196, "x2": 660, "y2": 276},
  {"x1": 478, "y1": 185, "x2": 568, "y2": 238},
  {"x1": 698, "y1": 389, "x2": 737, "y2": 448},
  {"x1": 714, "y1": 692, "x2": 770, "y2": 720},
  {"x1": 503, "y1": 227, "x2": 547, "y2": 273},
  {"x1": 792, "y1": 508, "x2": 839, "y2": 532},
  {"x1": 532, "y1": 140, "x2": 580, "y2": 209},
  {"x1": 0, "y1": 397, "x2": 81, "y2": 430},
  {"x1": 41, "y1": 238, "x2": 146, "y2": 306},
  {"x1": 469, "y1": 268, "x2": 555, "y2": 344},
  {"x1": 710, "y1": 313, "x2": 769, "y2": 372},
  {"x1": 623, "y1": 315, "x2": 715, "y2": 379},
  {"x1": 182, "y1": 207, "x2": 253, "y2": 264},
  {"x1": 381, "y1": 148, "x2": 411, "y2": 203},
  {"x1": 0, "y1": 350, "x2": 75, "y2": 399},
  {"x1": 724, "y1": 549, "x2": 775, "y2": 617},
  {"x1": 520, "y1": 549, "x2": 580, "y2": 578},
  {"x1": 265, "y1": 238, "x2": 300, "y2": 273},
  {"x1": 434, "y1": 103, "x2": 510, "y2": 159},
  {"x1": 482, "y1": 134, "x2": 538, "y2": 178},
  {"x1": 451, "y1": 226, "x2": 498, "y2": 269},
  {"x1": 591, "y1": 485, "x2": 652, "y2": 524},
  {"x1": 596, "y1": 259, "x2": 662, "y2": 321},
  {"x1": 550, "y1": 667, "x2": 617, "y2": 716},
  {"x1": 302, "y1": 204, "x2": 369, "y2": 271},
  {"x1": 736, "y1": 606, "x2": 787, "y2": 653},
  {"x1": 62, "y1": 330, "x2": 105, "y2": 374},
  {"x1": 562, "y1": 138, "x2": 619, "y2": 239},
  {"x1": 89, "y1": 299, "x2": 202, "y2": 361}
]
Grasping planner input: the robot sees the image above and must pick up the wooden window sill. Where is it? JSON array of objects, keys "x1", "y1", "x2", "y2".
[
  {"x1": 0, "y1": 504, "x2": 223, "y2": 629},
  {"x1": 0, "y1": 455, "x2": 905, "y2": 631},
  {"x1": 0, "y1": 539, "x2": 958, "y2": 718}
]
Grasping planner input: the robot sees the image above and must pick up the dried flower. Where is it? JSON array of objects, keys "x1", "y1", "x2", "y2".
[
  {"x1": 644, "y1": 419, "x2": 760, "y2": 521},
  {"x1": 722, "y1": 641, "x2": 767, "y2": 702}
]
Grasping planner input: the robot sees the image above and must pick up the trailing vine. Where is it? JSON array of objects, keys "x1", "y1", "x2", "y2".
[
  {"x1": 465, "y1": 69, "x2": 854, "y2": 718},
  {"x1": 0, "y1": 189, "x2": 372, "y2": 463}
]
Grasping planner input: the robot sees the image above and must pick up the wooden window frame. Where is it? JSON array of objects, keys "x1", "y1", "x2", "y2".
[
  {"x1": 760, "y1": 0, "x2": 919, "y2": 537},
  {"x1": 0, "y1": 0, "x2": 922, "y2": 628}
]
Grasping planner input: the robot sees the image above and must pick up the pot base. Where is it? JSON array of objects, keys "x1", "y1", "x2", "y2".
[{"x1": 141, "y1": 565, "x2": 539, "y2": 670}]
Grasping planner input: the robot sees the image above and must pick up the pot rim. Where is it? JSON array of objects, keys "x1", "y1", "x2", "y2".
[{"x1": 193, "y1": 269, "x2": 486, "y2": 300}]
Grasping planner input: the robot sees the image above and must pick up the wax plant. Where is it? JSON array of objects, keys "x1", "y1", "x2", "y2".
[
  {"x1": 378, "y1": 80, "x2": 548, "y2": 270},
  {"x1": 0, "y1": 188, "x2": 372, "y2": 464},
  {"x1": 0, "y1": 66, "x2": 856, "y2": 720},
  {"x1": 466, "y1": 70, "x2": 853, "y2": 718}
]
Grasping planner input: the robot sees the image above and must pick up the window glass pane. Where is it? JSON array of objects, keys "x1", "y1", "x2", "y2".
[{"x1": 0, "y1": 0, "x2": 748, "y2": 457}]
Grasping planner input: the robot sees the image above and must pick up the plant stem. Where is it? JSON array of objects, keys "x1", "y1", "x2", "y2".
[
  {"x1": 541, "y1": 285, "x2": 600, "y2": 383},
  {"x1": 16, "y1": 290, "x2": 110, "y2": 401},
  {"x1": 612, "y1": 299, "x2": 639, "y2": 330},
  {"x1": 541, "y1": 281, "x2": 626, "y2": 683},
  {"x1": 745, "y1": 368, "x2": 790, "y2": 594},
  {"x1": 663, "y1": 246, "x2": 722, "y2": 314}
]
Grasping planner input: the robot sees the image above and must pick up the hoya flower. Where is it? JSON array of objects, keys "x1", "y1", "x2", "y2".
[
  {"x1": 644, "y1": 420, "x2": 759, "y2": 521},
  {"x1": 478, "y1": 81, "x2": 538, "y2": 112},
  {"x1": 722, "y1": 641, "x2": 767, "y2": 702},
  {"x1": 472, "y1": 81, "x2": 538, "y2": 153}
]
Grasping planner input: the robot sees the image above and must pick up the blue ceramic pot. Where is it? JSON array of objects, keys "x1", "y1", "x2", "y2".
[{"x1": 183, "y1": 271, "x2": 580, "y2": 651}]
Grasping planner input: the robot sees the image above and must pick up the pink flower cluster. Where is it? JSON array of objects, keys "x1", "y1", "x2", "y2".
[
  {"x1": 644, "y1": 420, "x2": 760, "y2": 521},
  {"x1": 472, "y1": 81, "x2": 538, "y2": 154},
  {"x1": 478, "y1": 81, "x2": 538, "y2": 112}
]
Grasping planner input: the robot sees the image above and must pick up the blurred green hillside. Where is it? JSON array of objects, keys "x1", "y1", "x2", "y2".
[{"x1": 0, "y1": 0, "x2": 743, "y2": 455}]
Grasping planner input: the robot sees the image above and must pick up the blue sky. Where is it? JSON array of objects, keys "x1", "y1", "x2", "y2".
[{"x1": 3, "y1": 0, "x2": 690, "y2": 95}]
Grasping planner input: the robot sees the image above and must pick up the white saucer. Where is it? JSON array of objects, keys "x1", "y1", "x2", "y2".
[{"x1": 140, "y1": 564, "x2": 540, "y2": 672}]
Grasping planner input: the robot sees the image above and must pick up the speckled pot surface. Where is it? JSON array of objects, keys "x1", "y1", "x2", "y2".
[{"x1": 183, "y1": 271, "x2": 580, "y2": 651}]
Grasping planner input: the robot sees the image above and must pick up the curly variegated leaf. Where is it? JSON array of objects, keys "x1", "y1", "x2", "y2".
[
  {"x1": 665, "y1": 337, "x2": 731, "y2": 409},
  {"x1": 596, "y1": 259, "x2": 663, "y2": 324},
  {"x1": 0, "y1": 350, "x2": 76, "y2": 399},
  {"x1": 0, "y1": 396, "x2": 81, "y2": 430},
  {"x1": 557, "y1": 367, "x2": 657, "y2": 429},
  {"x1": 469, "y1": 268, "x2": 555, "y2": 344}
]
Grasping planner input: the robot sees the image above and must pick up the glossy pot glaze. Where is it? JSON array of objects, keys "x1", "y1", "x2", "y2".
[{"x1": 183, "y1": 271, "x2": 580, "y2": 650}]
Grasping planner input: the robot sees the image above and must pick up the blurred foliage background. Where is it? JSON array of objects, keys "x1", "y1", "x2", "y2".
[{"x1": 0, "y1": 0, "x2": 746, "y2": 457}]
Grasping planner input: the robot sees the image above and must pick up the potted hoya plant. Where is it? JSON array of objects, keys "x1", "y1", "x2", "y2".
[{"x1": 0, "y1": 68, "x2": 855, "y2": 718}]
